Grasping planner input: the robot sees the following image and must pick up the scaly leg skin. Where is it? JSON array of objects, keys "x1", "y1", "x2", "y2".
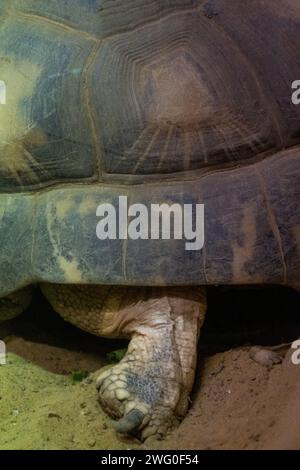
[
  {"x1": 0, "y1": 286, "x2": 33, "y2": 322},
  {"x1": 41, "y1": 284, "x2": 206, "y2": 441}
]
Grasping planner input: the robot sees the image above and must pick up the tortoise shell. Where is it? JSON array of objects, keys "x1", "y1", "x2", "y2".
[{"x1": 0, "y1": 0, "x2": 300, "y2": 296}]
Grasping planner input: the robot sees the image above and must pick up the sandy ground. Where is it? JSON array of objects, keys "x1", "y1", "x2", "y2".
[
  {"x1": 154, "y1": 348, "x2": 300, "y2": 450},
  {"x1": 0, "y1": 286, "x2": 300, "y2": 450}
]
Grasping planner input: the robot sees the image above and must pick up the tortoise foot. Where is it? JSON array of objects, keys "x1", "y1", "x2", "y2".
[
  {"x1": 41, "y1": 284, "x2": 205, "y2": 440},
  {"x1": 96, "y1": 333, "x2": 187, "y2": 441},
  {"x1": 95, "y1": 288, "x2": 206, "y2": 441}
]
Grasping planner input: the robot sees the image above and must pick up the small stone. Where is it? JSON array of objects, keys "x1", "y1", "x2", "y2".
[
  {"x1": 88, "y1": 439, "x2": 96, "y2": 448},
  {"x1": 210, "y1": 363, "x2": 225, "y2": 377},
  {"x1": 249, "y1": 347, "x2": 282, "y2": 367}
]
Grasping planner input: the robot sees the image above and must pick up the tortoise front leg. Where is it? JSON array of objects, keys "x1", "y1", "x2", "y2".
[
  {"x1": 41, "y1": 284, "x2": 206, "y2": 441},
  {"x1": 96, "y1": 287, "x2": 206, "y2": 441}
]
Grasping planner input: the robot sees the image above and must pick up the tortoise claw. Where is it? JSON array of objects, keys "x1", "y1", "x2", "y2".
[{"x1": 114, "y1": 409, "x2": 145, "y2": 434}]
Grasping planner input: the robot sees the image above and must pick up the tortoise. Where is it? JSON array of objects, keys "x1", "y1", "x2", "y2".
[{"x1": 0, "y1": 0, "x2": 300, "y2": 441}]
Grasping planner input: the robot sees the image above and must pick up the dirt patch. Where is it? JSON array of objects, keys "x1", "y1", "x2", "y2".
[
  {"x1": 151, "y1": 347, "x2": 300, "y2": 450},
  {"x1": 0, "y1": 354, "x2": 133, "y2": 450}
]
